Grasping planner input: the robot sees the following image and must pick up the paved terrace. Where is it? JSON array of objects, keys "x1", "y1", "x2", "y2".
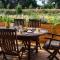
[{"x1": 0, "y1": 49, "x2": 60, "y2": 60}]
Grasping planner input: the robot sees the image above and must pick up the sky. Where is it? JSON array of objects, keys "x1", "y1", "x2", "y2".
[{"x1": 36, "y1": 0, "x2": 48, "y2": 5}]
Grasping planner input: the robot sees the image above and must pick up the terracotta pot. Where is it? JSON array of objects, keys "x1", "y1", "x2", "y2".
[{"x1": 0, "y1": 22, "x2": 7, "y2": 27}]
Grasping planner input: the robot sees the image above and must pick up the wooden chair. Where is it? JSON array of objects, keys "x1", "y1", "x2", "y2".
[
  {"x1": 53, "y1": 24, "x2": 60, "y2": 40},
  {"x1": 43, "y1": 24, "x2": 60, "y2": 60},
  {"x1": 14, "y1": 19, "x2": 27, "y2": 49},
  {"x1": 28, "y1": 19, "x2": 41, "y2": 49},
  {"x1": 40, "y1": 23, "x2": 53, "y2": 33},
  {"x1": 0, "y1": 29, "x2": 25, "y2": 60},
  {"x1": 40, "y1": 23, "x2": 53, "y2": 43},
  {"x1": 0, "y1": 29, "x2": 3, "y2": 57},
  {"x1": 28, "y1": 19, "x2": 41, "y2": 28},
  {"x1": 43, "y1": 33, "x2": 60, "y2": 60},
  {"x1": 14, "y1": 19, "x2": 25, "y2": 27}
]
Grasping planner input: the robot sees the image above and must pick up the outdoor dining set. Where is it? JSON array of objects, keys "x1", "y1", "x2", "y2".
[{"x1": 0, "y1": 19, "x2": 60, "y2": 60}]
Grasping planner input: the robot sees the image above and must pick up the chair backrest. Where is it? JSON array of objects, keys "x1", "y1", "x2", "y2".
[
  {"x1": 14, "y1": 19, "x2": 25, "y2": 27},
  {"x1": 28, "y1": 19, "x2": 41, "y2": 28},
  {"x1": 40, "y1": 23, "x2": 53, "y2": 43},
  {"x1": 53, "y1": 24, "x2": 60, "y2": 40},
  {"x1": 40, "y1": 23, "x2": 53, "y2": 33},
  {"x1": 0, "y1": 29, "x2": 18, "y2": 53},
  {"x1": 53, "y1": 24, "x2": 60, "y2": 34}
]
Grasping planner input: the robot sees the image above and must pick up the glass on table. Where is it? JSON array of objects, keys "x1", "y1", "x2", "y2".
[
  {"x1": 23, "y1": 27, "x2": 28, "y2": 32},
  {"x1": 18, "y1": 25, "x2": 24, "y2": 34},
  {"x1": 34, "y1": 28, "x2": 39, "y2": 33},
  {"x1": 10, "y1": 23, "x2": 14, "y2": 28}
]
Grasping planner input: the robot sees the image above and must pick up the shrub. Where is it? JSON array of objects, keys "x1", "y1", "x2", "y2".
[
  {"x1": 0, "y1": 16, "x2": 14, "y2": 23},
  {"x1": 15, "y1": 3, "x2": 22, "y2": 14},
  {"x1": 49, "y1": 16, "x2": 60, "y2": 25}
]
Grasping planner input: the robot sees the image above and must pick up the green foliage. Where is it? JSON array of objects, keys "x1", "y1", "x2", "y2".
[
  {"x1": 49, "y1": 16, "x2": 60, "y2": 25},
  {"x1": 29, "y1": 4, "x2": 33, "y2": 9},
  {"x1": 40, "y1": 17, "x2": 48, "y2": 23},
  {"x1": 29, "y1": 12, "x2": 39, "y2": 19},
  {"x1": 15, "y1": 3, "x2": 22, "y2": 14},
  {"x1": 48, "y1": 0, "x2": 60, "y2": 8},
  {"x1": 0, "y1": 1, "x2": 4, "y2": 8},
  {"x1": 42, "y1": 3, "x2": 54, "y2": 9},
  {"x1": 7, "y1": 4, "x2": 10, "y2": 9},
  {"x1": 0, "y1": 16, "x2": 14, "y2": 23},
  {"x1": 0, "y1": 0, "x2": 38, "y2": 9}
]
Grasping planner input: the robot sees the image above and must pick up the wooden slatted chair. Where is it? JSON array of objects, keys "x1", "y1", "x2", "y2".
[
  {"x1": 40, "y1": 23, "x2": 53, "y2": 43},
  {"x1": 53, "y1": 24, "x2": 60, "y2": 40},
  {"x1": 14, "y1": 19, "x2": 25, "y2": 27},
  {"x1": 0, "y1": 29, "x2": 25, "y2": 60},
  {"x1": 40, "y1": 23, "x2": 53, "y2": 33},
  {"x1": 43, "y1": 24, "x2": 60, "y2": 60},
  {"x1": 28, "y1": 19, "x2": 41, "y2": 49},
  {"x1": 14, "y1": 19, "x2": 26, "y2": 46},
  {"x1": 0, "y1": 28, "x2": 3, "y2": 57},
  {"x1": 28, "y1": 19, "x2": 41, "y2": 28}
]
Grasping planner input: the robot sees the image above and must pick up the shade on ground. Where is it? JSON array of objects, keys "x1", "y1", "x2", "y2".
[{"x1": 0, "y1": 50, "x2": 60, "y2": 60}]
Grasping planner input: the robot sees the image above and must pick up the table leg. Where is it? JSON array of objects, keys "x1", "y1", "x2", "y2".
[
  {"x1": 36, "y1": 38, "x2": 39, "y2": 53},
  {"x1": 27, "y1": 40, "x2": 31, "y2": 60}
]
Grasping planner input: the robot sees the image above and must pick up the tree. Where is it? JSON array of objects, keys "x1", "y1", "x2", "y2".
[
  {"x1": 1, "y1": 0, "x2": 18, "y2": 8},
  {"x1": 0, "y1": 0, "x2": 38, "y2": 8},
  {"x1": 18, "y1": 0, "x2": 37, "y2": 8},
  {"x1": 1, "y1": 0, "x2": 8, "y2": 8},
  {"x1": 0, "y1": 1, "x2": 4, "y2": 8},
  {"x1": 48, "y1": 0, "x2": 60, "y2": 8}
]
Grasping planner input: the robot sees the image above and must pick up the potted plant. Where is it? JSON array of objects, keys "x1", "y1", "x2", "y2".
[
  {"x1": 5, "y1": 16, "x2": 14, "y2": 28},
  {"x1": 0, "y1": 16, "x2": 7, "y2": 27},
  {"x1": 15, "y1": 3, "x2": 22, "y2": 15},
  {"x1": 0, "y1": 16, "x2": 14, "y2": 28}
]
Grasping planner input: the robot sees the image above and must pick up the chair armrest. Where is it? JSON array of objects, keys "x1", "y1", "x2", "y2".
[
  {"x1": 50, "y1": 39, "x2": 60, "y2": 41},
  {"x1": 44, "y1": 33, "x2": 60, "y2": 48},
  {"x1": 45, "y1": 37, "x2": 60, "y2": 41},
  {"x1": 45, "y1": 37, "x2": 56, "y2": 47},
  {"x1": 45, "y1": 32, "x2": 55, "y2": 35},
  {"x1": 55, "y1": 34, "x2": 60, "y2": 36},
  {"x1": 46, "y1": 33, "x2": 60, "y2": 37},
  {"x1": 45, "y1": 37, "x2": 53, "y2": 40}
]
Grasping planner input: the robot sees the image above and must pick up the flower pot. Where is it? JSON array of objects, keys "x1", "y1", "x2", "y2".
[{"x1": 0, "y1": 22, "x2": 7, "y2": 28}]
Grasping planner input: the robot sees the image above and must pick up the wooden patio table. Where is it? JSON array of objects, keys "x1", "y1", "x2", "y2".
[{"x1": 17, "y1": 28, "x2": 48, "y2": 60}]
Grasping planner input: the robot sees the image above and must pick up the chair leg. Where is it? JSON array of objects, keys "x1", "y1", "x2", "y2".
[
  {"x1": 3, "y1": 53, "x2": 8, "y2": 60},
  {"x1": 58, "y1": 50, "x2": 60, "y2": 54},
  {"x1": 48, "y1": 54, "x2": 59, "y2": 60},
  {"x1": 37, "y1": 40, "x2": 41, "y2": 49},
  {"x1": 49, "y1": 50, "x2": 59, "y2": 60},
  {"x1": 18, "y1": 56, "x2": 21, "y2": 60},
  {"x1": 45, "y1": 49, "x2": 58, "y2": 60},
  {"x1": 38, "y1": 42, "x2": 41, "y2": 49},
  {"x1": 23, "y1": 41, "x2": 28, "y2": 48},
  {"x1": 20, "y1": 50, "x2": 24, "y2": 58}
]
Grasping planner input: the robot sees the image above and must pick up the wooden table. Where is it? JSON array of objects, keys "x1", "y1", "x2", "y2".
[
  {"x1": 17, "y1": 28, "x2": 48, "y2": 60},
  {"x1": 17, "y1": 32, "x2": 40, "y2": 60}
]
